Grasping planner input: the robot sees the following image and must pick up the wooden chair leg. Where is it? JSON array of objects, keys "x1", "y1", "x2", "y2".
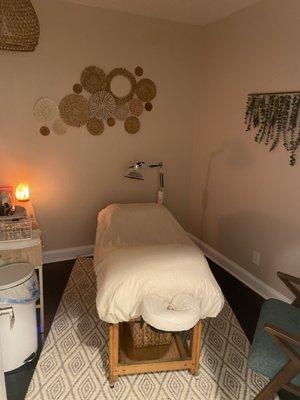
[
  {"x1": 109, "y1": 323, "x2": 119, "y2": 388},
  {"x1": 189, "y1": 320, "x2": 202, "y2": 375},
  {"x1": 254, "y1": 360, "x2": 299, "y2": 400}
]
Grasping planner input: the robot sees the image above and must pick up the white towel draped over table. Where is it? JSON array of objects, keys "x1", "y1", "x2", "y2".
[{"x1": 94, "y1": 203, "x2": 224, "y2": 329}]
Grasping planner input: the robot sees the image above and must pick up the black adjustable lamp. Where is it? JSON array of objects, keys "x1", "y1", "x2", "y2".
[{"x1": 124, "y1": 161, "x2": 164, "y2": 204}]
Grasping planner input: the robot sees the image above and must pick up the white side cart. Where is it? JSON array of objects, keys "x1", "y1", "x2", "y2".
[{"x1": 0, "y1": 201, "x2": 44, "y2": 333}]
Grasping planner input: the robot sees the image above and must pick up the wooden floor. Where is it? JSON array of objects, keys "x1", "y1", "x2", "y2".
[{"x1": 4, "y1": 258, "x2": 296, "y2": 400}]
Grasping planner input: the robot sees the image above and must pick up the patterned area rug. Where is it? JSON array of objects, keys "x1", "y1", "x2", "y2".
[{"x1": 26, "y1": 257, "x2": 270, "y2": 400}]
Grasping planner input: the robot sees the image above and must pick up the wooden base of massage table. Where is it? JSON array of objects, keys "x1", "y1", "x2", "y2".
[{"x1": 108, "y1": 320, "x2": 202, "y2": 387}]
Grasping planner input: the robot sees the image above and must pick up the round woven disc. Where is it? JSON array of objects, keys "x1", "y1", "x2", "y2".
[
  {"x1": 124, "y1": 116, "x2": 140, "y2": 134},
  {"x1": 129, "y1": 98, "x2": 143, "y2": 116},
  {"x1": 106, "y1": 68, "x2": 136, "y2": 105},
  {"x1": 34, "y1": 98, "x2": 59, "y2": 123},
  {"x1": 136, "y1": 79, "x2": 156, "y2": 102},
  {"x1": 135, "y1": 66, "x2": 143, "y2": 77},
  {"x1": 73, "y1": 83, "x2": 83, "y2": 94},
  {"x1": 115, "y1": 104, "x2": 129, "y2": 120},
  {"x1": 87, "y1": 118, "x2": 104, "y2": 135},
  {"x1": 81, "y1": 66, "x2": 106, "y2": 94},
  {"x1": 59, "y1": 94, "x2": 89, "y2": 127},
  {"x1": 145, "y1": 102, "x2": 153, "y2": 111},
  {"x1": 89, "y1": 90, "x2": 116, "y2": 120},
  {"x1": 40, "y1": 126, "x2": 50, "y2": 136},
  {"x1": 53, "y1": 119, "x2": 67, "y2": 135},
  {"x1": 107, "y1": 117, "x2": 116, "y2": 127}
]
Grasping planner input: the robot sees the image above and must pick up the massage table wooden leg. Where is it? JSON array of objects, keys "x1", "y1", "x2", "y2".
[
  {"x1": 109, "y1": 323, "x2": 119, "y2": 388},
  {"x1": 108, "y1": 320, "x2": 202, "y2": 386},
  {"x1": 189, "y1": 320, "x2": 202, "y2": 375}
]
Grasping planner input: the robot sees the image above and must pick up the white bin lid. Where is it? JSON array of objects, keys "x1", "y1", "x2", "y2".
[{"x1": 0, "y1": 263, "x2": 34, "y2": 291}]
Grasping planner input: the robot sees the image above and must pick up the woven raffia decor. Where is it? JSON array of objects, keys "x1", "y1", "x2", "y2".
[
  {"x1": 73, "y1": 83, "x2": 83, "y2": 94},
  {"x1": 134, "y1": 66, "x2": 143, "y2": 77},
  {"x1": 136, "y1": 78, "x2": 157, "y2": 102},
  {"x1": 81, "y1": 66, "x2": 106, "y2": 94},
  {"x1": 115, "y1": 103, "x2": 129, "y2": 120},
  {"x1": 59, "y1": 94, "x2": 89, "y2": 127},
  {"x1": 86, "y1": 118, "x2": 104, "y2": 135},
  {"x1": 52, "y1": 119, "x2": 67, "y2": 136},
  {"x1": 0, "y1": 0, "x2": 40, "y2": 52},
  {"x1": 107, "y1": 117, "x2": 115, "y2": 127},
  {"x1": 106, "y1": 67, "x2": 136, "y2": 105},
  {"x1": 39, "y1": 126, "x2": 50, "y2": 136},
  {"x1": 129, "y1": 98, "x2": 143, "y2": 116},
  {"x1": 145, "y1": 102, "x2": 153, "y2": 111},
  {"x1": 129, "y1": 322, "x2": 172, "y2": 348},
  {"x1": 124, "y1": 115, "x2": 140, "y2": 134},
  {"x1": 34, "y1": 98, "x2": 59, "y2": 123},
  {"x1": 89, "y1": 90, "x2": 116, "y2": 120}
]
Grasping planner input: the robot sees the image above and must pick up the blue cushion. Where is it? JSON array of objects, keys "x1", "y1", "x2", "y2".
[{"x1": 247, "y1": 298, "x2": 300, "y2": 386}]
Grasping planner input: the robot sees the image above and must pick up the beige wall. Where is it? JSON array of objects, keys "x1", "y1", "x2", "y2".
[
  {"x1": 189, "y1": 0, "x2": 300, "y2": 297},
  {"x1": 0, "y1": 0, "x2": 202, "y2": 250}
]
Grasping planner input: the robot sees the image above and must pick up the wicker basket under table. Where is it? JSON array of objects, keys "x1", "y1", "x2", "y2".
[{"x1": 129, "y1": 321, "x2": 172, "y2": 348}]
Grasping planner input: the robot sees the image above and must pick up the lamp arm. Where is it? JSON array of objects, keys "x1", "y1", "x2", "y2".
[
  {"x1": 148, "y1": 162, "x2": 163, "y2": 168},
  {"x1": 131, "y1": 161, "x2": 163, "y2": 169}
]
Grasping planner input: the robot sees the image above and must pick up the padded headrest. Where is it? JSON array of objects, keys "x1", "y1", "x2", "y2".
[{"x1": 141, "y1": 293, "x2": 201, "y2": 332}]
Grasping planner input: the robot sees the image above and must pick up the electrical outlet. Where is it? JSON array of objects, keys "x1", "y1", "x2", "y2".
[{"x1": 252, "y1": 251, "x2": 261, "y2": 266}]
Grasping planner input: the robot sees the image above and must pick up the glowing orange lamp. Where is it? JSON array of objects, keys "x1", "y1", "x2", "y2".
[{"x1": 15, "y1": 182, "x2": 30, "y2": 202}]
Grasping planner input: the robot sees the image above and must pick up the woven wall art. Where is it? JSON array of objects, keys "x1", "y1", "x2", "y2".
[
  {"x1": 89, "y1": 91, "x2": 116, "y2": 120},
  {"x1": 52, "y1": 119, "x2": 67, "y2": 136},
  {"x1": 125, "y1": 116, "x2": 140, "y2": 134},
  {"x1": 34, "y1": 98, "x2": 59, "y2": 123},
  {"x1": 107, "y1": 117, "x2": 116, "y2": 127},
  {"x1": 86, "y1": 118, "x2": 104, "y2": 136},
  {"x1": 81, "y1": 66, "x2": 106, "y2": 94},
  {"x1": 34, "y1": 65, "x2": 156, "y2": 136},
  {"x1": 59, "y1": 94, "x2": 89, "y2": 127},
  {"x1": 129, "y1": 98, "x2": 144, "y2": 117},
  {"x1": 106, "y1": 68, "x2": 136, "y2": 105},
  {"x1": 136, "y1": 79, "x2": 157, "y2": 102},
  {"x1": 39, "y1": 126, "x2": 50, "y2": 136},
  {"x1": 115, "y1": 104, "x2": 129, "y2": 121}
]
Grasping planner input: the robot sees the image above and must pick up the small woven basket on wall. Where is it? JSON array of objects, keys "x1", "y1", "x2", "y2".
[
  {"x1": 129, "y1": 321, "x2": 172, "y2": 348},
  {"x1": 0, "y1": 0, "x2": 40, "y2": 52}
]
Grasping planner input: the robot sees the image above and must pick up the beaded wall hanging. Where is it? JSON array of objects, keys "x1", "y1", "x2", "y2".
[
  {"x1": 34, "y1": 66, "x2": 156, "y2": 137},
  {"x1": 245, "y1": 90, "x2": 300, "y2": 166}
]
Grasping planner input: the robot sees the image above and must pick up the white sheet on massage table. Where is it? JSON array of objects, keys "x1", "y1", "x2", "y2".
[{"x1": 94, "y1": 203, "x2": 224, "y2": 325}]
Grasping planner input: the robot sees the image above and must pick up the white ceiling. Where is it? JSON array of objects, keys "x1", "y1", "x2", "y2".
[{"x1": 63, "y1": 0, "x2": 260, "y2": 26}]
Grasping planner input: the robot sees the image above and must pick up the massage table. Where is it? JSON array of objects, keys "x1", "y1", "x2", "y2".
[{"x1": 94, "y1": 203, "x2": 224, "y2": 386}]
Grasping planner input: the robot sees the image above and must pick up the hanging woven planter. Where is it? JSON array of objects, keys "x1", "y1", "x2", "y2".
[{"x1": 0, "y1": 0, "x2": 40, "y2": 52}]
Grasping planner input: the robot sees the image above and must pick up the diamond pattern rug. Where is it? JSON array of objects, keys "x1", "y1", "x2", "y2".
[{"x1": 26, "y1": 257, "x2": 272, "y2": 400}]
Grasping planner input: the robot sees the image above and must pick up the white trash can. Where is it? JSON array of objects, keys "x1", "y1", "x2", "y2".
[{"x1": 0, "y1": 263, "x2": 39, "y2": 372}]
